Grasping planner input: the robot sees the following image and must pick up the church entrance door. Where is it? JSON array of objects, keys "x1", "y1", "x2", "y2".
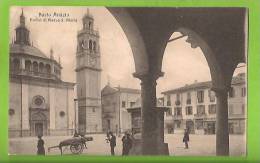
[
  {"x1": 35, "y1": 122, "x2": 44, "y2": 136},
  {"x1": 30, "y1": 111, "x2": 48, "y2": 136}
]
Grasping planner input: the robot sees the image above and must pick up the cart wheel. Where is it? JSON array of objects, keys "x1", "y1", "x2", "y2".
[{"x1": 70, "y1": 143, "x2": 83, "y2": 154}]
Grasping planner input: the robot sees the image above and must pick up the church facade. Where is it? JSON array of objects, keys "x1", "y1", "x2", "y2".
[
  {"x1": 9, "y1": 10, "x2": 75, "y2": 137},
  {"x1": 76, "y1": 11, "x2": 102, "y2": 134}
]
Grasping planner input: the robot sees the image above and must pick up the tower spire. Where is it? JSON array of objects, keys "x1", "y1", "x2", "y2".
[
  {"x1": 82, "y1": 8, "x2": 94, "y2": 30},
  {"x1": 20, "y1": 8, "x2": 25, "y2": 26}
]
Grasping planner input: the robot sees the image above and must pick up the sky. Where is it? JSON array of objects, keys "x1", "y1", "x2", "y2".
[{"x1": 10, "y1": 6, "x2": 246, "y2": 97}]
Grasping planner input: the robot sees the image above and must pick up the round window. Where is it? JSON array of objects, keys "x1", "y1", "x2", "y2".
[
  {"x1": 9, "y1": 109, "x2": 15, "y2": 116},
  {"x1": 34, "y1": 97, "x2": 43, "y2": 106},
  {"x1": 59, "y1": 111, "x2": 65, "y2": 117}
]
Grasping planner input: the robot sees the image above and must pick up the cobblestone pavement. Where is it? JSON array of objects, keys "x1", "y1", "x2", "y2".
[{"x1": 9, "y1": 134, "x2": 246, "y2": 156}]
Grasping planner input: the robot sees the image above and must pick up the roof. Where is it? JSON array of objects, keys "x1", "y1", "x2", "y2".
[
  {"x1": 10, "y1": 43, "x2": 49, "y2": 59},
  {"x1": 162, "y1": 81, "x2": 212, "y2": 94},
  {"x1": 101, "y1": 85, "x2": 118, "y2": 96},
  {"x1": 101, "y1": 84, "x2": 141, "y2": 96},
  {"x1": 115, "y1": 87, "x2": 141, "y2": 94},
  {"x1": 162, "y1": 73, "x2": 246, "y2": 94}
]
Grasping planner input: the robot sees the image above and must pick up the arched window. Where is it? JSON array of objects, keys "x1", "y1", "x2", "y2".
[
  {"x1": 89, "y1": 22, "x2": 92, "y2": 29},
  {"x1": 13, "y1": 58, "x2": 20, "y2": 71},
  {"x1": 25, "y1": 60, "x2": 32, "y2": 71},
  {"x1": 39, "y1": 62, "x2": 44, "y2": 73},
  {"x1": 89, "y1": 40, "x2": 92, "y2": 50},
  {"x1": 45, "y1": 64, "x2": 51, "y2": 74},
  {"x1": 33, "y1": 61, "x2": 38, "y2": 72},
  {"x1": 93, "y1": 41, "x2": 96, "y2": 52},
  {"x1": 79, "y1": 40, "x2": 84, "y2": 51}
]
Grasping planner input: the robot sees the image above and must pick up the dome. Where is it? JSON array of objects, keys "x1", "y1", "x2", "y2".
[{"x1": 10, "y1": 43, "x2": 48, "y2": 59}]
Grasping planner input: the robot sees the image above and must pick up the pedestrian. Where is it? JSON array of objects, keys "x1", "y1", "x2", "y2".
[
  {"x1": 37, "y1": 135, "x2": 45, "y2": 155},
  {"x1": 183, "y1": 129, "x2": 190, "y2": 149},
  {"x1": 122, "y1": 132, "x2": 132, "y2": 155},
  {"x1": 108, "y1": 131, "x2": 116, "y2": 155}
]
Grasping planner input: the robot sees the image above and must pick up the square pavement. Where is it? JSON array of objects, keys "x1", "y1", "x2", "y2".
[{"x1": 9, "y1": 134, "x2": 246, "y2": 156}]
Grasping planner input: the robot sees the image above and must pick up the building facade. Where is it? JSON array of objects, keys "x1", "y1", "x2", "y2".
[
  {"x1": 101, "y1": 84, "x2": 141, "y2": 134},
  {"x1": 9, "y1": 10, "x2": 75, "y2": 137},
  {"x1": 162, "y1": 73, "x2": 246, "y2": 135},
  {"x1": 76, "y1": 10, "x2": 102, "y2": 134}
]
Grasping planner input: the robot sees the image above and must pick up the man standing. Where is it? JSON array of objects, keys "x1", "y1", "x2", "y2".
[
  {"x1": 122, "y1": 133, "x2": 132, "y2": 155},
  {"x1": 108, "y1": 132, "x2": 116, "y2": 155},
  {"x1": 183, "y1": 129, "x2": 190, "y2": 149},
  {"x1": 37, "y1": 135, "x2": 45, "y2": 155}
]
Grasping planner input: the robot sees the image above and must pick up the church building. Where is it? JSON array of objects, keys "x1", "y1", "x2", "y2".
[{"x1": 9, "y1": 10, "x2": 75, "y2": 137}]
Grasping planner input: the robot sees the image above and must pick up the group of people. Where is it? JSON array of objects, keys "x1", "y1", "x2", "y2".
[
  {"x1": 36, "y1": 129, "x2": 189, "y2": 156},
  {"x1": 106, "y1": 131, "x2": 133, "y2": 156}
]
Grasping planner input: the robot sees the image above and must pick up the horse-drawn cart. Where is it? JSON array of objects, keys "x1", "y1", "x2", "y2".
[{"x1": 48, "y1": 136, "x2": 93, "y2": 155}]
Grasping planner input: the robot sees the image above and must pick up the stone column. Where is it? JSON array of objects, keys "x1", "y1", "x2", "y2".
[
  {"x1": 134, "y1": 71, "x2": 163, "y2": 155},
  {"x1": 214, "y1": 88, "x2": 229, "y2": 156}
]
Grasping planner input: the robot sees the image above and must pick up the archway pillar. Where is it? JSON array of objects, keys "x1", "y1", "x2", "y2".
[
  {"x1": 133, "y1": 71, "x2": 168, "y2": 155},
  {"x1": 212, "y1": 86, "x2": 230, "y2": 156}
]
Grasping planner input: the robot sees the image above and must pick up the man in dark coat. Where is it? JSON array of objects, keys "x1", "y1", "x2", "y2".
[
  {"x1": 183, "y1": 129, "x2": 190, "y2": 149},
  {"x1": 37, "y1": 135, "x2": 45, "y2": 155},
  {"x1": 122, "y1": 133, "x2": 132, "y2": 155},
  {"x1": 108, "y1": 132, "x2": 116, "y2": 155}
]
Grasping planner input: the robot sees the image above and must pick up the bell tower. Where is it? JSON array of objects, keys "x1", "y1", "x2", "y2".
[{"x1": 76, "y1": 9, "x2": 102, "y2": 134}]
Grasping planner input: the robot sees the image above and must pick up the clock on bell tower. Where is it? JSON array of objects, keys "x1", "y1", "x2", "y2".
[{"x1": 75, "y1": 9, "x2": 102, "y2": 134}]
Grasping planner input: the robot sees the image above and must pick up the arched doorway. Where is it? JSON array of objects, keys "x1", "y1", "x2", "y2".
[
  {"x1": 29, "y1": 95, "x2": 49, "y2": 136},
  {"x1": 30, "y1": 112, "x2": 48, "y2": 136}
]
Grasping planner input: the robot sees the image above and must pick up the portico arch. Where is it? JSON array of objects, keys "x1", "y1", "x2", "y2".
[
  {"x1": 107, "y1": 8, "x2": 149, "y2": 75},
  {"x1": 106, "y1": 7, "x2": 246, "y2": 156}
]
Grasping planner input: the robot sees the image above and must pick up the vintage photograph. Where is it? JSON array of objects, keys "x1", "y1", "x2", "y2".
[{"x1": 9, "y1": 6, "x2": 247, "y2": 156}]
